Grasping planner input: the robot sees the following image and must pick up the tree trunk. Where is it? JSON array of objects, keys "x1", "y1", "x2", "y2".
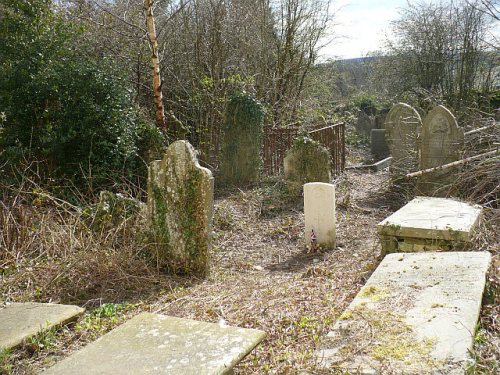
[{"x1": 144, "y1": 0, "x2": 166, "y2": 133}]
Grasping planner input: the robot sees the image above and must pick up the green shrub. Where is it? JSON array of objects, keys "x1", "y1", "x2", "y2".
[{"x1": 0, "y1": 0, "x2": 165, "y2": 197}]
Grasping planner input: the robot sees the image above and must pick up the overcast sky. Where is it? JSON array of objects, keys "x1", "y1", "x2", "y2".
[{"x1": 321, "y1": 0, "x2": 406, "y2": 60}]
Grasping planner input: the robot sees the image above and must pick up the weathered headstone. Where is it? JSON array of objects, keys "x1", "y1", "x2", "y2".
[
  {"x1": 284, "y1": 136, "x2": 331, "y2": 191},
  {"x1": 0, "y1": 303, "x2": 84, "y2": 351},
  {"x1": 42, "y1": 313, "x2": 266, "y2": 375},
  {"x1": 418, "y1": 105, "x2": 465, "y2": 194},
  {"x1": 219, "y1": 93, "x2": 265, "y2": 186},
  {"x1": 377, "y1": 196, "x2": 482, "y2": 254},
  {"x1": 316, "y1": 251, "x2": 491, "y2": 374},
  {"x1": 370, "y1": 129, "x2": 389, "y2": 158},
  {"x1": 355, "y1": 111, "x2": 374, "y2": 137},
  {"x1": 385, "y1": 103, "x2": 422, "y2": 175},
  {"x1": 147, "y1": 140, "x2": 213, "y2": 277},
  {"x1": 420, "y1": 106, "x2": 464, "y2": 169},
  {"x1": 304, "y1": 183, "x2": 336, "y2": 249}
]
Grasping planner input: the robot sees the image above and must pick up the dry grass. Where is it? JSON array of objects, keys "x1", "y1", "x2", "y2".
[{"x1": 1, "y1": 163, "x2": 498, "y2": 374}]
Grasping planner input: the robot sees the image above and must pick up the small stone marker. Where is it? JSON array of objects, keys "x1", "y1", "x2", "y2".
[
  {"x1": 316, "y1": 251, "x2": 491, "y2": 374},
  {"x1": 384, "y1": 103, "x2": 422, "y2": 175},
  {"x1": 284, "y1": 136, "x2": 331, "y2": 191},
  {"x1": 418, "y1": 105, "x2": 465, "y2": 194},
  {"x1": 43, "y1": 313, "x2": 266, "y2": 375},
  {"x1": 147, "y1": 140, "x2": 214, "y2": 276},
  {"x1": 304, "y1": 183, "x2": 336, "y2": 249},
  {"x1": 377, "y1": 196, "x2": 482, "y2": 253},
  {"x1": 0, "y1": 302, "x2": 84, "y2": 350}
]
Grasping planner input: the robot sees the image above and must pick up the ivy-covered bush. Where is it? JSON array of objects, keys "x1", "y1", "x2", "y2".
[
  {"x1": 0, "y1": 0, "x2": 164, "y2": 197},
  {"x1": 219, "y1": 91, "x2": 265, "y2": 186}
]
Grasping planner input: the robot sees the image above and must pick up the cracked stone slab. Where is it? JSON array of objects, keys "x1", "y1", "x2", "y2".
[
  {"x1": 0, "y1": 302, "x2": 84, "y2": 351},
  {"x1": 377, "y1": 196, "x2": 482, "y2": 242},
  {"x1": 42, "y1": 313, "x2": 266, "y2": 375},
  {"x1": 316, "y1": 252, "x2": 491, "y2": 374}
]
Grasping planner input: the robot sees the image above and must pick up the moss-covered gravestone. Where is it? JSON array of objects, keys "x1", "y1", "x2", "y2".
[
  {"x1": 219, "y1": 93, "x2": 265, "y2": 186},
  {"x1": 147, "y1": 140, "x2": 213, "y2": 277},
  {"x1": 284, "y1": 136, "x2": 331, "y2": 191}
]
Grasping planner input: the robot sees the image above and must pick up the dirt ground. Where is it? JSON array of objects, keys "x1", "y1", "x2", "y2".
[{"x1": 2, "y1": 159, "x2": 498, "y2": 374}]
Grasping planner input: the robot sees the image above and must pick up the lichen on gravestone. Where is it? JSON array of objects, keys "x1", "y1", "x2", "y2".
[
  {"x1": 384, "y1": 103, "x2": 422, "y2": 176},
  {"x1": 147, "y1": 140, "x2": 213, "y2": 277},
  {"x1": 284, "y1": 136, "x2": 331, "y2": 192},
  {"x1": 417, "y1": 105, "x2": 465, "y2": 195},
  {"x1": 219, "y1": 92, "x2": 265, "y2": 187}
]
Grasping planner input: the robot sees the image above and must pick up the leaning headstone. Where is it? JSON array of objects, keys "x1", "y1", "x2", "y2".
[
  {"x1": 377, "y1": 196, "x2": 482, "y2": 254},
  {"x1": 219, "y1": 93, "x2": 265, "y2": 186},
  {"x1": 316, "y1": 251, "x2": 491, "y2": 374},
  {"x1": 304, "y1": 183, "x2": 336, "y2": 249},
  {"x1": 0, "y1": 303, "x2": 84, "y2": 351},
  {"x1": 370, "y1": 129, "x2": 389, "y2": 158},
  {"x1": 355, "y1": 111, "x2": 374, "y2": 137},
  {"x1": 384, "y1": 103, "x2": 422, "y2": 175},
  {"x1": 418, "y1": 105, "x2": 465, "y2": 194},
  {"x1": 147, "y1": 140, "x2": 213, "y2": 277},
  {"x1": 284, "y1": 136, "x2": 331, "y2": 191},
  {"x1": 42, "y1": 313, "x2": 266, "y2": 375}
]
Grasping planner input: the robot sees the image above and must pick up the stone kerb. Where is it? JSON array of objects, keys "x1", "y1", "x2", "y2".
[
  {"x1": 384, "y1": 103, "x2": 422, "y2": 176},
  {"x1": 304, "y1": 182, "x2": 336, "y2": 249},
  {"x1": 284, "y1": 137, "x2": 331, "y2": 191},
  {"x1": 147, "y1": 140, "x2": 214, "y2": 277}
]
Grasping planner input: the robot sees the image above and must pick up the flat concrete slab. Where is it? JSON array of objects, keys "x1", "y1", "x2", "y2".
[
  {"x1": 316, "y1": 252, "x2": 491, "y2": 374},
  {"x1": 378, "y1": 196, "x2": 482, "y2": 241},
  {"x1": 0, "y1": 302, "x2": 84, "y2": 350},
  {"x1": 43, "y1": 313, "x2": 265, "y2": 375}
]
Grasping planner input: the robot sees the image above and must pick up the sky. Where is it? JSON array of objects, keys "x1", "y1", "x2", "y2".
[{"x1": 320, "y1": 0, "x2": 407, "y2": 60}]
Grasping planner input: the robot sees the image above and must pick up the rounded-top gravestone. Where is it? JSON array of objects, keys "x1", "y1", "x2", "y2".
[{"x1": 385, "y1": 103, "x2": 422, "y2": 176}]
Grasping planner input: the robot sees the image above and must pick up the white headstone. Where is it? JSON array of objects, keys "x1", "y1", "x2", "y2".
[{"x1": 304, "y1": 182, "x2": 336, "y2": 248}]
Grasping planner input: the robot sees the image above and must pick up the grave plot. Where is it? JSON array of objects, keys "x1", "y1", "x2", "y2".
[
  {"x1": 42, "y1": 313, "x2": 265, "y2": 375},
  {"x1": 0, "y1": 303, "x2": 84, "y2": 351},
  {"x1": 377, "y1": 196, "x2": 482, "y2": 254},
  {"x1": 316, "y1": 251, "x2": 491, "y2": 374}
]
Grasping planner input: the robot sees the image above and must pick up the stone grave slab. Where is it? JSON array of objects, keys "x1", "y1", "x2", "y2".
[
  {"x1": 377, "y1": 196, "x2": 482, "y2": 253},
  {"x1": 0, "y1": 302, "x2": 84, "y2": 350},
  {"x1": 316, "y1": 251, "x2": 491, "y2": 374},
  {"x1": 43, "y1": 313, "x2": 266, "y2": 375}
]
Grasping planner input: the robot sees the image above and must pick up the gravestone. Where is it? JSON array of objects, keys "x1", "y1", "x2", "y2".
[
  {"x1": 42, "y1": 313, "x2": 266, "y2": 375},
  {"x1": 370, "y1": 129, "x2": 389, "y2": 158},
  {"x1": 377, "y1": 196, "x2": 482, "y2": 254},
  {"x1": 0, "y1": 303, "x2": 84, "y2": 350},
  {"x1": 147, "y1": 140, "x2": 214, "y2": 277},
  {"x1": 355, "y1": 111, "x2": 374, "y2": 137},
  {"x1": 316, "y1": 251, "x2": 491, "y2": 374},
  {"x1": 304, "y1": 183, "x2": 336, "y2": 249},
  {"x1": 219, "y1": 93, "x2": 265, "y2": 186},
  {"x1": 385, "y1": 103, "x2": 422, "y2": 175},
  {"x1": 418, "y1": 106, "x2": 465, "y2": 194},
  {"x1": 284, "y1": 136, "x2": 331, "y2": 191}
]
